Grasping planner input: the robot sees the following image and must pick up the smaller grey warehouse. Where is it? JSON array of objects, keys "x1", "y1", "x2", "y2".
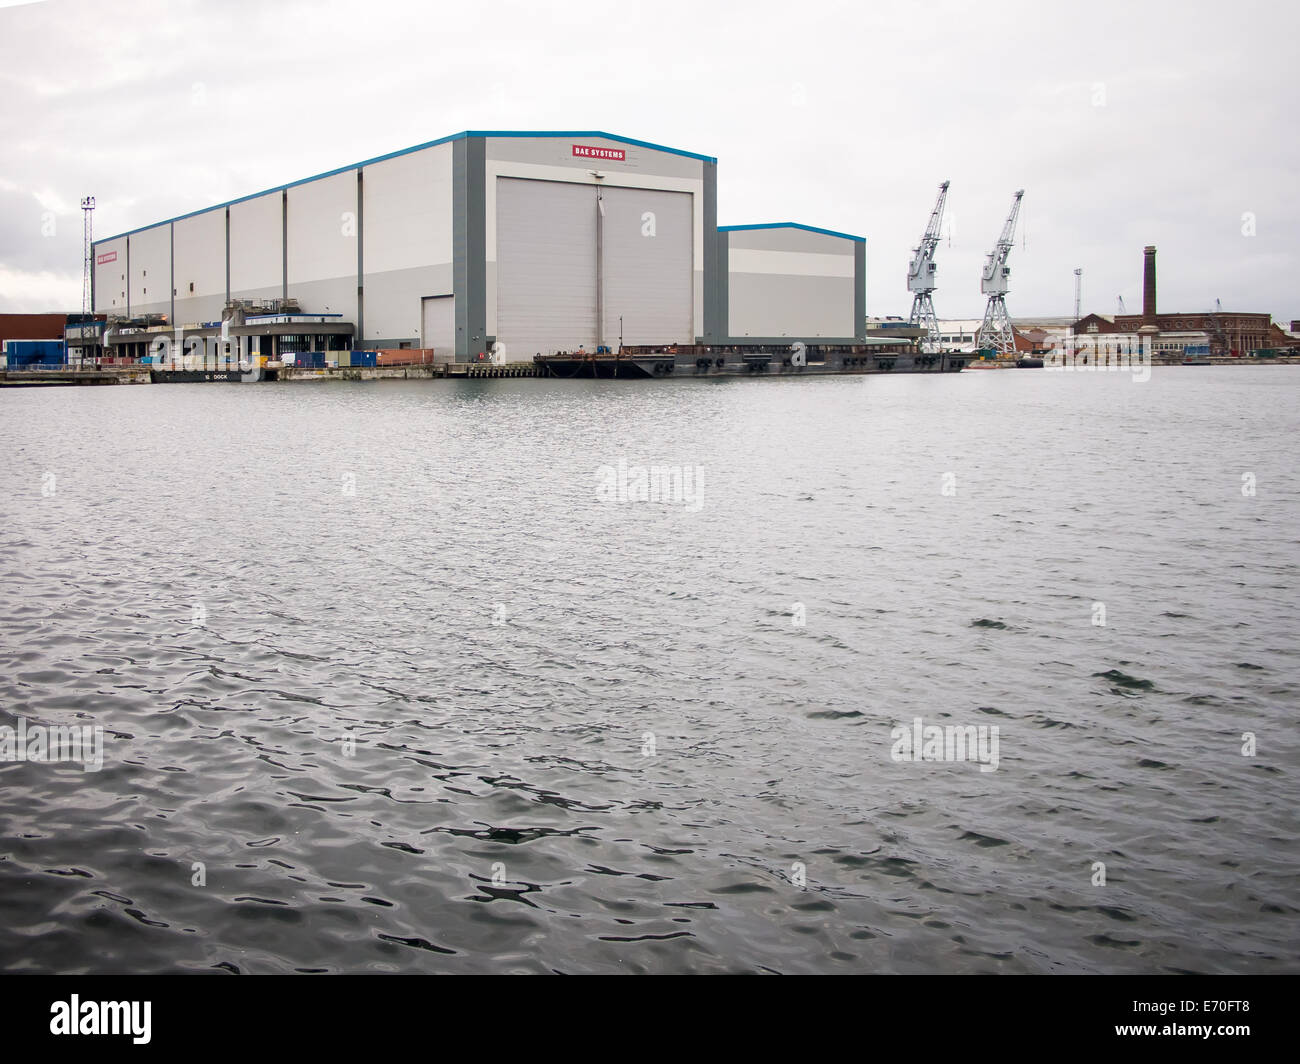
[{"x1": 92, "y1": 130, "x2": 868, "y2": 362}]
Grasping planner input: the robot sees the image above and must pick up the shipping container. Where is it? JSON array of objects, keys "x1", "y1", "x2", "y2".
[{"x1": 2, "y1": 339, "x2": 67, "y2": 367}]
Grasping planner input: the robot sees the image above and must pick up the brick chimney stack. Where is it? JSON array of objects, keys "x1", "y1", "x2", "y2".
[{"x1": 1142, "y1": 246, "x2": 1157, "y2": 323}]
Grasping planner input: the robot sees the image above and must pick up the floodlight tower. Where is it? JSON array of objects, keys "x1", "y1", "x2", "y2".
[
  {"x1": 906, "y1": 180, "x2": 949, "y2": 352},
  {"x1": 976, "y1": 189, "x2": 1024, "y2": 355}
]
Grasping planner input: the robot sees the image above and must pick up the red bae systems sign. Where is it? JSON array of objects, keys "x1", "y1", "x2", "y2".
[
  {"x1": 572, "y1": 144, "x2": 625, "y2": 161},
  {"x1": 96, "y1": 250, "x2": 117, "y2": 265}
]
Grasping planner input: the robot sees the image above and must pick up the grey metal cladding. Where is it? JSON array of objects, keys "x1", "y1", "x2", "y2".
[
  {"x1": 702, "y1": 161, "x2": 725, "y2": 342},
  {"x1": 715, "y1": 231, "x2": 729, "y2": 343},
  {"x1": 453, "y1": 139, "x2": 468, "y2": 356},
  {"x1": 355, "y1": 170, "x2": 364, "y2": 341},
  {"x1": 282, "y1": 189, "x2": 289, "y2": 302},
  {"x1": 855, "y1": 240, "x2": 866, "y2": 338},
  {"x1": 453, "y1": 136, "x2": 487, "y2": 360}
]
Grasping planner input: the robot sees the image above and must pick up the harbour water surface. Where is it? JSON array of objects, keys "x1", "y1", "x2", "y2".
[{"x1": 1, "y1": 367, "x2": 1297, "y2": 973}]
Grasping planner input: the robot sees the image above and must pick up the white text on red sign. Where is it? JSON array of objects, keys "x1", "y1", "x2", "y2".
[{"x1": 572, "y1": 144, "x2": 626, "y2": 161}]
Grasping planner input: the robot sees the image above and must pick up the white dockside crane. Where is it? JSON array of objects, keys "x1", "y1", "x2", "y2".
[
  {"x1": 906, "y1": 180, "x2": 949, "y2": 352},
  {"x1": 976, "y1": 189, "x2": 1024, "y2": 355}
]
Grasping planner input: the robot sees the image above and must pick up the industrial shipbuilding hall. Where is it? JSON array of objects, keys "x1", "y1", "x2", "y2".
[{"x1": 92, "y1": 131, "x2": 868, "y2": 361}]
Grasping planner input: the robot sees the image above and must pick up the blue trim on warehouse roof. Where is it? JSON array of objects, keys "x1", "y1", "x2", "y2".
[
  {"x1": 719, "y1": 222, "x2": 866, "y2": 243},
  {"x1": 97, "y1": 131, "x2": 717, "y2": 243}
]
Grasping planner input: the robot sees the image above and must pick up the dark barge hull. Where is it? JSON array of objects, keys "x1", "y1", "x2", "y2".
[
  {"x1": 149, "y1": 368, "x2": 278, "y2": 383},
  {"x1": 535, "y1": 344, "x2": 970, "y2": 380}
]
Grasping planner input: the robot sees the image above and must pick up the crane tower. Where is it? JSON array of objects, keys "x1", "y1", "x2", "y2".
[
  {"x1": 976, "y1": 189, "x2": 1024, "y2": 355},
  {"x1": 906, "y1": 180, "x2": 949, "y2": 352}
]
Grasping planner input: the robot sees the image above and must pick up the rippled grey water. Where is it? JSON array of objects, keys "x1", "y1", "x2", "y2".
[{"x1": 1, "y1": 367, "x2": 1297, "y2": 974}]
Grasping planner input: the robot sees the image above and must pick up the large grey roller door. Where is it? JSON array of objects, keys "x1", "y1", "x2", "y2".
[
  {"x1": 496, "y1": 178, "x2": 694, "y2": 356},
  {"x1": 496, "y1": 178, "x2": 596, "y2": 358},
  {"x1": 601, "y1": 186, "x2": 693, "y2": 347}
]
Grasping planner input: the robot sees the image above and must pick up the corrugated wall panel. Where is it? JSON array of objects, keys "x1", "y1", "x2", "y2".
[
  {"x1": 128, "y1": 224, "x2": 171, "y2": 319},
  {"x1": 229, "y1": 192, "x2": 283, "y2": 301},
  {"x1": 728, "y1": 272, "x2": 855, "y2": 337},
  {"x1": 287, "y1": 170, "x2": 357, "y2": 322},
  {"x1": 93, "y1": 235, "x2": 128, "y2": 315},
  {"x1": 726, "y1": 229, "x2": 857, "y2": 338},
  {"x1": 363, "y1": 143, "x2": 454, "y2": 343},
  {"x1": 363, "y1": 144, "x2": 453, "y2": 274},
  {"x1": 287, "y1": 170, "x2": 356, "y2": 282},
  {"x1": 172, "y1": 210, "x2": 226, "y2": 325}
]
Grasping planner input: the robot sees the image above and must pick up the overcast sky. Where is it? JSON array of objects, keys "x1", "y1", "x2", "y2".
[{"x1": 2, "y1": 0, "x2": 1296, "y2": 324}]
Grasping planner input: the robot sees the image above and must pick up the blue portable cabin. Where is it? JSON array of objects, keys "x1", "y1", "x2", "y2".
[{"x1": 2, "y1": 338, "x2": 67, "y2": 368}]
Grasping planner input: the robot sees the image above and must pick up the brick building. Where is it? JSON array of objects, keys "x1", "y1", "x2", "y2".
[{"x1": 1107, "y1": 246, "x2": 1271, "y2": 355}]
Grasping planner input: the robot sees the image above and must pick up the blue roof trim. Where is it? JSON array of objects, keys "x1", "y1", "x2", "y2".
[
  {"x1": 720, "y1": 222, "x2": 865, "y2": 243},
  {"x1": 97, "y1": 131, "x2": 715, "y2": 243}
]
